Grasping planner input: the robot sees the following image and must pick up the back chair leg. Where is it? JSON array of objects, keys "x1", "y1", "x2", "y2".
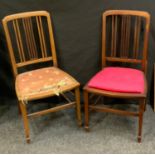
[
  {"x1": 144, "y1": 99, "x2": 147, "y2": 111},
  {"x1": 138, "y1": 99, "x2": 145, "y2": 143},
  {"x1": 19, "y1": 101, "x2": 30, "y2": 143},
  {"x1": 75, "y1": 87, "x2": 82, "y2": 126},
  {"x1": 84, "y1": 91, "x2": 89, "y2": 131}
]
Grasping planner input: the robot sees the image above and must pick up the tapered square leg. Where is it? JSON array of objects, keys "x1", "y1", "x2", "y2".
[
  {"x1": 84, "y1": 91, "x2": 89, "y2": 131},
  {"x1": 138, "y1": 99, "x2": 145, "y2": 143},
  {"x1": 75, "y1": 87, "x2": 82, "y2": 126},
  {"x1": 19, "y1": 101, "x2": 30, "y2": 143}
]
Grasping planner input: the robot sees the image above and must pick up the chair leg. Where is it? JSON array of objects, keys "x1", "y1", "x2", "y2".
[
  {"x1": 19, "y1": 101, "x2": 30, "y2": 143},
  {"x1": 144, "y1": 99, "x2": 147, "y2": 111},
  {"x1": 84, "y1": 90, "x2": 89, "y2": 131},
  {"x1": 138, "y1": 99, "x2": 145, "y2": 143},
  {"x1": 75, "y1": 87, "x2": 82, "y2": 126}
]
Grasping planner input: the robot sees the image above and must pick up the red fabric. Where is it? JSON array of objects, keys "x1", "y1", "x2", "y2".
[{"x1": 88, "y1": 67, "x2": 144, "y2": 93}]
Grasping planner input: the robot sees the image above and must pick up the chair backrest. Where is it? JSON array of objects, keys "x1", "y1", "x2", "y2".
[
  {"x1": 2, "y1": 11, "x2": 58, "y2": 77},
  {"x1": 102, "y1": 10, "x2": 150, "y2": 73}
]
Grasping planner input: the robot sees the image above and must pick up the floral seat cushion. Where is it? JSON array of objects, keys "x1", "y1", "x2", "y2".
[
  {"x1": 88, "y1": 67, "x2": 145, "y2": 93},
  {"x1": 16, "y1": 67, "x2": 79, "y2": 100}
]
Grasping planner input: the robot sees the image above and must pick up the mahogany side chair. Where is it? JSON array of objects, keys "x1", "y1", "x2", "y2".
[
  {"x1": 83, "y1": 10, "x2": 150, "y2": 142},
  {"x1": 2, "y1": 11, "x2": 82, "y2": 143}
]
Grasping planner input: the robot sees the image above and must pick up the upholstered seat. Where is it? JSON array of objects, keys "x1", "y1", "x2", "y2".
[
  {"x1": 16, "y1": 67, "x2": 79, "y2": 100},
  {"x1": 88, "y1": 67, "x2": 145, "y2": 93}
]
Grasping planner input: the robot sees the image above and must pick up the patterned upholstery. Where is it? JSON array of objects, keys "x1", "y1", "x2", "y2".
[
  {"x1": 88, "y1": 67, "x2": 145, "y2": 93},
  {"x1": 16, "y1": 67, "x2": 79, "y2": 100}
]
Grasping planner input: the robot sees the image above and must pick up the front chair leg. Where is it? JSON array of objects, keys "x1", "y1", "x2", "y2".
[
  {"x1": 19, "y1": 101, "x2": 30, "y2": 143},
  {"x1": 138, "y1": 99, "x2": 145, "y2": 143},
  {"x1": 84, "y1": 90, "x2": 89, "y2": 131},
  {"x1": 75, "y1": 87, "x2": 82, "y2": 126}
]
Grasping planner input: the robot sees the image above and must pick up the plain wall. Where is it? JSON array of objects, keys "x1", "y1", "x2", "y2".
[{"x1": 0, "y1": 0, "x2": 154, "y2": 108}]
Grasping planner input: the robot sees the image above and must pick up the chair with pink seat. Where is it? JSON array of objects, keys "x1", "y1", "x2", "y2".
[{"x1": 83, "y1": 10, "x2": 150, "y2": 142}]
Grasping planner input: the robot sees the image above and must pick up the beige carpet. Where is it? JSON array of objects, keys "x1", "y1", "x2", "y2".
[{"x1": 0, "y1": 99, "x2": 155, "y2": 154}]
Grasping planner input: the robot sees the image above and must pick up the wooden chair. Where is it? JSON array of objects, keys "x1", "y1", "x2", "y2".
[
  {"x1": 83, "y1": 10, "x2": 150, "y2": 142},
  {"x1": 2, "y1": 11, "x2": 82, "y2": 143}
]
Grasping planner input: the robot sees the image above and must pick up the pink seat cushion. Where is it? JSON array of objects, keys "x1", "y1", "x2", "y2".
[{"x1": 88, "y1": 67, "x2": 145, "y2": 93}]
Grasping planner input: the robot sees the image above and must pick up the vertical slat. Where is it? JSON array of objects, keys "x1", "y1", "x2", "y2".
[
  {"x1": 39, "y1": 16, "x2": 47, "y2": 57},
  {"x1": 25, "y1": 18, "x2": 34, "y2": 58},
  {"x1": 120, "y1": 15, "x2": 131, "y2": 58},
  {"x1": 36, "y1": 16, "x2": 47, "y2": 57},
  {"x1": 120, "y1": 16, "x2": 126, "y2": 57},
  {"x1": 133, "y1": 17, "x2": 138, "y2": 57},
  {"x1": 36, "y1": 16, "x2": 45, "y2": 57},
  {"x1": 13, "y1": 20, "x2": 23, "y2": 61},
  {"x1": 136, "y1": 17, "x2": 141, "y2": 58},
  {"x1": 22, "y1": 18, "x2": 33, "y2": 59},
  {"x1": 29, "y1": 18, "x2": 38, "y2": 58},
  {"x1": 111, "y1": 15, "x2": 117, "y2": 57},
  {"x1": 123, "y1": 16, "x2": 127, "y2": 57},
  {"x1": 133, "y1": 16, "x2": 141, "y2": 58},
  {"x1": 124, "y1": 16, "x2": 128, "y2": 57},
  {"x1": 123, "y1": 16, "x2": 128, "y2": 57},
  {"x1": 15, "y1": 20, "x2": 25, "y2": 61},
  {"x1": 23, "y1": 18, "x2": 38, "y2": 60},
  {"x1": 127, "y1": 16, "x2": 131, "y2": 54},
  {"x1": 111, "y1": 15, "x2": 114, "y2": 57},
  {"x1": 114, "y1": 15, "x2": 117, "y2": 57},
  {"x1": 27, "y1": 18, "x2": 38, "y2": 58},
  {"x1": 13, "y1": 20, "x2": 25, "y2": 62},
  {"x1": 124, "y1": 16, "x2": 131, "y2": 57}
]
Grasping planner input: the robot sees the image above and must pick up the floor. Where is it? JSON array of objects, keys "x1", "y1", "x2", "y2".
[{"x1": 0, "y1": 99, "x2": 155, "y2": 153}]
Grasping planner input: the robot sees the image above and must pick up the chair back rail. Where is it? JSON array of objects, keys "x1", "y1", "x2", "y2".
[
  {"x1": 2, "y1": 11, "x2": 58, "y2": 77},
  {"x1": 102, "y1": 10, "x2": 150, "y2": 73}
]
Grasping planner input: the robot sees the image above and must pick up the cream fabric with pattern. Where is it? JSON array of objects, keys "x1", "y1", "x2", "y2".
[{"x1": 16, "y1": 67, "x2": 79, "y2": 100}]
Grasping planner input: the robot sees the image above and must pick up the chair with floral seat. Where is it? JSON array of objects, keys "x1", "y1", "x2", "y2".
[
  {"x1": 83, "y1": 10, "x2": 150, "y2": 142},
  {"x1": 2, "y1": 11, "x2": 82, "y2": 143}
]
